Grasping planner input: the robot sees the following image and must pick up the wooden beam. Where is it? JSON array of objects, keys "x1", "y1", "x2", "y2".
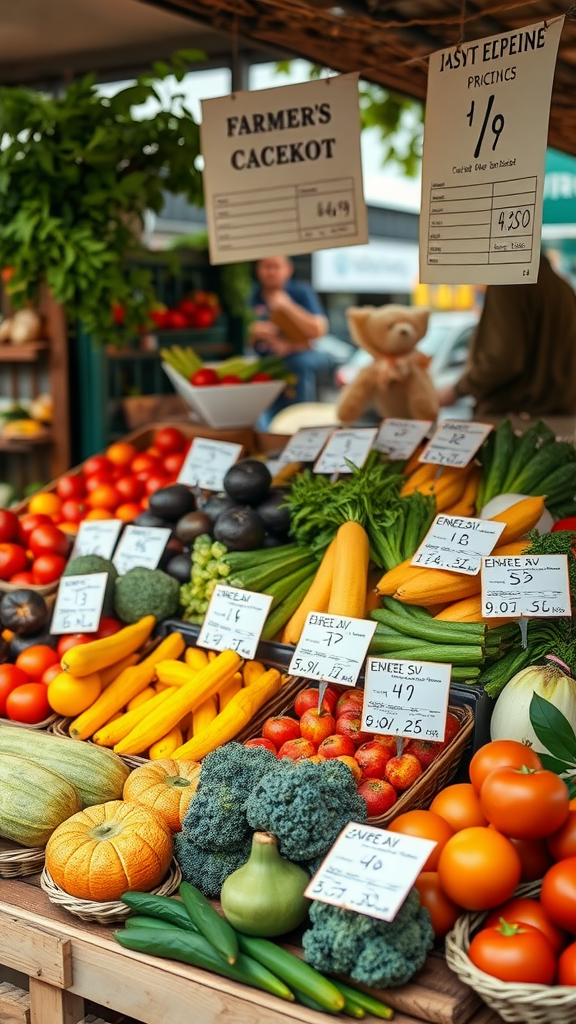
[
  {"x1": 28, "y1": 981, "x2": 83, "y2": 1024},
  {"x1": 0, "y1": 912, "x2": 71, "y2": 990}
]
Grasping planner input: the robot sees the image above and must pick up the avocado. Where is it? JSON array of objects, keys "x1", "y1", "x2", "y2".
[
  {"x1": 223, "y1": 460, "x2": 271, "y2": 506},
  {"x1": 149, "y1": 484, "x2": 195, "y2": 522}
]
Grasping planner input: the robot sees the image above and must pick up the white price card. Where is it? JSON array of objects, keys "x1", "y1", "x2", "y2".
[
  {"x1": 200, "y1": 75, "x2": 368, "y2": 265},
  {"x1": 419, "y1": 420, "x2": 492, "y2": 468},
  {"x1": 306, "y1": 822, "x2": 436, "y2": 922},
  {"x1": 412, "y1": 513, "x2": 505, "y2": 575},
  {"x1": 278, "y1": 426, "x2": 335, "y2": 465},
  {"x1": 289, "y1": 613, "x2": 376, "y2": 686},
  {"x1": 112, "y1": 525, "x2": 171, "y2": 576},
  {"x1": 482, "y1": 554, "x2": 572, "y2": 618},
  {"x1": 197, "y1": 583, "x2": 273, "y2": 660},
  {"x1": 177, "y1": 438, "x2": 242, "y2": 492},
  {"x1": 314, "y1": 428, "x2": 378, "y2": 475},
  {"x1": 71, "y1": 519, "x2": 123, "y2": 560},
  {"x1": 375, "y1": 419, "x2": 432, "y2": 461},
  {"x1": 420, "y1": 18, "x2": 564, "y2": 285},
  {"x1": 51, "y1": 573, "x2": 108, "y2": 635},
  {"x1": 362, "y1": 657, "x2": 452, "y2": 742}
]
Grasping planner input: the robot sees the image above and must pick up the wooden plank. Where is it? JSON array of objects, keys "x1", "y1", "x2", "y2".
[
  {"x1": 0, "y1": 910, "x2": 72, "y2": 989},
  {"x1": 0, "y1": 981, "x2": 30, "y2": 1024},
  {"x1": 28, "y1": 980, "x2": 83, "y2": 1024}
]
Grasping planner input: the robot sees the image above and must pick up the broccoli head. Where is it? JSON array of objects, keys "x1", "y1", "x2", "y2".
[
  {"x1": 174, "y1": 833, "x2": 251, "y2": 898},
  {"x1": 246, "y1": 758, "x2": 367, "y2": 863},
  {"x1": 114, "y1": 567, "x2": 179, "y2": 624},
  {"x1": 181, "y1": 742, "x2": 277, "y2": 852},
  {"x1": 302, "y1": 889, "x2": 434, "y2": 989}
]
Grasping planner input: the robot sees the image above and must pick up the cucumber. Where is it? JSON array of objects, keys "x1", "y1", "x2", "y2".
[
  {"x1": 114, "y1": 927, "x2": 294, "y2": 1001},
  {"x1": 224, "y1": 545, "x2": 302, "y2": 571},
  {"x1": 260, "y1": 572, "x2": 316, "y2": 641},
  {"x1": 179, "y1": 881, "x2": 239, "y2": 965},
  {"x1": 265, "y1": 563, "x2": 319, "y2": 610},
  {"x1": 501, "y1": 420, "x2": 555, "y2": 493},
  {"x1": 120, "y1": 892, "x2": 197, "y2": 931},
  {"x1": 236, "y1": 933, "x2": 345, "y2": 1013},
  {"x1": 381, "y1": 596, "x2": 433, "y2": 621},
  {"x1": 483, "y1": 419, "x2": 515, "y2": 506},
  {"x1": 370, "y1": 607, "x2": 486, "y2": 645},
  {"x1": 232, "y1": 551, "x2": 312, "y2": 592},
  {"x1": 368, "y1": 635, "x2": 485, "y2": 665},
  {"x1": 330, "y1": 980, "x2": 394, "y2": 1020},
  {"x1": 510, "y1": 442, "x2": 576, "y2": 495},
  {"x1": 125, "y1": 915, "x2": 177, "y2": 931}
]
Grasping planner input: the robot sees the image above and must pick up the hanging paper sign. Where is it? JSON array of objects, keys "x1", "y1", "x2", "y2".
[
  {"x1": 197, "y1": 583, "x2": 273, "y2": 660},
  {"x1": 482, "y1": 554, "x2": 571, "y2": 618},
  {"x1": 375, "y1": 419, "x2": 432, "y2": 461},
  {"x1": 314, "y1": 428, "x2": 378, "y2": 475},
  {"x1": 200, "y1": 75, "x2": 368, "y2": 264},
  {"x1": 419, "y1": 420, "x2": 492, "y2": 467},
  {"x1": 51, "y1": 573, "x2": 108, "y2": 635},
  {"x1": 306, "y1": 822, "x2": 436, "y2": 922},
  {"x1": 112, "y1": 526, "x2": 171, "y2": 576},
  {"x1": 420, "y1": 18, "x2": 564, "y2": 285},
  {"x1": 288, "y1": 613, "x2": 376, "y2": 686},
  {"x1": 71, "y1": 519, "x2": 123, "y2": 560},
  {"x1": 278, "y1": 426, "x2": 335, "y2": 465},
  {"x1": 362, "y1": 657, "x2": 452, "y2": 742},
  {"x1": 177, "y1": 438, "x2": 243, "y2": 492},
  {"x1": 411, "y1": 514, "x2": 505, "y2": 575}
]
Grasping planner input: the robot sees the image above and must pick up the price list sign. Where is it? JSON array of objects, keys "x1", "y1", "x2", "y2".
[
  {"x1": 51, "y1": 573, "x2": 108, "y2": 635},
  {"x1": 71, "y1": 519, "x2": 123, "y2": 560},
  {"x1": 412, "y1": 513, "x2": 505, "y2": 575},
  {"x1": 278, "y1": 426, "x2": 335, "y2": 465},
  {"x1": 197, "y1": 584, "x2": 273, "y2": 660},
  {"x1": 419, "y1": 420, "x2": 492, "y2": 468},
  {"x1": 288, "y1": 613, "x2": 376, "y2": 686},
  {"x1": 482, "y1": 554, "x2": 571, "y2": 618},
  {"x1": 178, "y1": 438, "x2": 242, "y2": 492},
  {"x1": 314, "y1": 428, "x2": 378, "y2": 475},
  {"x1": 375, "y1": 419, "x2": 432, "y2": 462},
  {"x1": 113, "y1": 525, "x2": 171, "y2": 576},
  {"x1": 420, "y1": 18, "x2": 564, "y2": 285},
  {"x1": 362, "y1": 657, "x2": 452, "y2": 742},
  {"x1": 306, "y1": 822, "x2": 436, "y2": 922}
]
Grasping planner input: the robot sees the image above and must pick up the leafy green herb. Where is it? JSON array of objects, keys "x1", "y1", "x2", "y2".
[
  {"x1": 530, "y1": 692, "x2": 576, "y2": 796},
  {"x1": 523, "y1": 530, "x2": 576, "y2": 595}
]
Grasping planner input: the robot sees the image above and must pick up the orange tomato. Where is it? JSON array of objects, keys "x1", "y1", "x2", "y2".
[
  {"x1": 480, "y1": 766, "x2": 569, "y2": 840},
  {"x1": 115, "y1": 502, "x2": 140, "y2": 523},
  {"x1": 430, "y1": 783, "x2": 488, "y2": 831},
  {"x1": 15, "y1": 644, "x2": 59, "y2": 680},
  {"x1": 87, "y1": 485, "x2": 120, "y2": 511},
  {"x1": 59, "y1": 522, "x2": 80, "y2": 535},
  {"x1": 469, "y1": 740, "x2": 542, "y2": 795},
  {"x1": 414, "y1": 872, "x2": 462, "y2": 939},
  {"x1": 387, "y1": 810, "x2": 454, "y2": 871},
  {"x1": 28, "y1": 492, "x2": 62, "y2": 516},
  {"x1": 106, "y1": 442, "x2": 138, "y2": 467},
  {"x1": 541, "y1": 857, "x2": 576, "y2": 931},
  {"x1": 85, "y1": 508, "x2": 113, "y2": 520},
  {"x1": 438, "y1": 827, "x2": 522, "y2": 910},
  {"x1": 548, "y1": 810, "x2": 576, "y2": 861}
]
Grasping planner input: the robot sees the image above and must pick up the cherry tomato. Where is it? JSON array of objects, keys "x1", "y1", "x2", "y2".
[
  {"x1": 429, "y1": 783, "x2": 488, "y2": 831},
  {"x1": 6, "y1": 682, "x2": 50, "y2": 724},
  {"x1": 220, "y1": 374, "x2": 243, "y2": 385},
  {"x1": 28, "y1": 492, "x2": 61, "y2": 517},
  {"x1": 480, "y1": 766, "x2": 569, "y2": 839},
  {"x1": 32, "y1": 554, "x2": 67, "y2": 585},
  {"x1": 85, "y1": 471, "x2": 114, "y2": 493},
  {"x1": 18, "y1": 513, "x2": 52, "y2": 545},
  {"x1": 86, "y1": 485, "x2": 120, "y2": 511},
  {"x1": 414, "y1": 872, "x2": 462, "y2": 939},
  {"x1": 115, "y1": 476, "x2": 145, "y2": 502},
  {"x1": 0, "y1": 664, "x2": 29, "y2": 716},
  {"x1": 387, "y1": 810, "x2": 455, "y2": 871},
  {"x1": 132, "y1": 453, "x2": 162, "y2": 477},
  {"x1": 469, "y1": 740, "x2": 543, "y2": 794},
  {"x1": 468, "y1": 920, "x2": 556, "y2": 984},
  {"x1": 541, "y1": 857, "x2": 576, "y2": 931},
  {"x1": 15, "y1": 644, "x2": 59, "y2": 680},
  {"x1": 163, "y1": 453, "x2": 185, "y2": 476},
  {"x1": 154, "y1": 427, "x2": 185, "y2": 454},
  {"x1": 115, "y1": 502, "x2": 140, "y2": 522},
  {"x1": 250, "y1": 372, "x2": 273, "y2": 382},
  {"x1": 438, "y1": 827, "x2": 522, "y2": 910},
  {"x1": 41, "y1": 663, "x2": 62, "y2": 686},
  {"x1": 190, "y1": 368, "x2": 219, "y2": 387},
  {"x1": 57, "y1": 634, "x2": 92, "y2": 658},
  {"x1": 508, "y1": 836, "x2": 554, "y2": 882},
  {"x1": 56, "y1": 475, "x2": 86, "y2": 500},
  {"x1": 485, "y1": 897, "x2": 566, "y2": 954},
  {"x1": 83, "y1": 455, "x2": 112, "y2": 477},
  {"x1": 9, "y1": 571, "x2": 35, "y2": 585},
  {"x1": 95, "y1": 617, "x2": 121, "y2": 639},
  {"x1": 0, "y1": 543, "x2": 28, "y2": 581},
  {"x1": 107, "y1": 442, "x2": 137, "y2": 467},
  {"x1": 29, "y1": 524, "x2": 70, "y2": 559},
  {"x1": 0, "y1": 509, "x2": 20, "y2": 543},
  {"x1": 194, "y1": 307, "x2": 215, "y2": 329},
  {"x1": 145, "y1": 474, "x2": 168, "y2": 496},
  {"x1": 547, "y1": 809, "x2": 576, "y2": 861},
  {"x1": 558, "y1": 941, "x2": 576, "y2": 984},
  {"x1": 60, "y1": 499, "x2": 86, "y2": 524}
]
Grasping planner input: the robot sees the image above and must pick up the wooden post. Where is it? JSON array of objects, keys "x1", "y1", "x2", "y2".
[{"x1": 29, "y1": 980, "x2": 83, "y2": 1024}]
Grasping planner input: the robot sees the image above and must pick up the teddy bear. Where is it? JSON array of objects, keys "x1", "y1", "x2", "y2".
[{"x1": 337, "y1": 304, "x2": 440, "y2": 425}]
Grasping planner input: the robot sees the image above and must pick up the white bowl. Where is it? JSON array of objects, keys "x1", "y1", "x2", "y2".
[{"x1": 162, "y1": 362, "x2": 285, "y2": 429}]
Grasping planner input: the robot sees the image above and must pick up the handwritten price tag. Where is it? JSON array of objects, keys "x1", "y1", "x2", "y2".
[
  {"x1": 411, "y1": 514, "x2": 505, "y2": 575},
  {"x1": 314, "y1": 428, "x2": 378, "y2": 475},
  {"x1": 482, "y1": 554, "x2": 572, "y2": 618},
  {"x1": 288, "y1": 613, "x2": 376, "y2": 686},
  {"x1": 178, "y1": 438, "x2": 242, "y2": 491},
  {"x1": 197, "y1": 583, "x2": 273, "y2": 659},
  {"x1": 363, "y1": 657, "x2": 452, "y2": 742},
  {"x1": 71, "y1": 519, "x2": 123, "y2": 560},
  {"x1": 306, "y1": 822, "x2": 436, "y2": 922},
  {"x1": 278, "y1": 426, "x2": 335, "y2": 465},
  {"x1": 51, "y1": 573, "x2": 108, "y2": 635},
  {"x1": 419, "y1": 421, "x2": 492, "y2": 468},
  {"x1": 112, "y1": 525, "x2": 171, "y2": 576},
  {"x1": 375, "y1": 419, "x2": 432, "y2": 461}
]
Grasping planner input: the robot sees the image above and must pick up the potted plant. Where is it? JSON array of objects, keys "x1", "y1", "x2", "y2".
[{"x1": 0, "y1": 52, "x2": 204, "y2": 343}]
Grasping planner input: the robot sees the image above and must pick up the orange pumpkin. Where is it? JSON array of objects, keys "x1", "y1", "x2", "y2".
[
  {"x1": 122, "y1": 758, "x2": 201, "y2": 832},
  {"x1": 45, "y1": 800, "x2": 173, "y2": 901}
]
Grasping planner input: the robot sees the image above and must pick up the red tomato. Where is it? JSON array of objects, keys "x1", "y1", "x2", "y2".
[
  {"x1": 468, "y1": 920, "x2": 556, "y2": 984},
  {"x1": 547, "y1": 809, "x2": 576, "y2": 861},
  {"x1": 32, "y1": 554, "x2": 66, "y2": 584},
  {"x1": 41, "y1": 664, "x2": 62, "y2": 686},
  {"x1": 83, "y1": 455, "x2": 112, "y2": 477},
  {"x1": 558, "y1": 941, "x2": 576, "y2": 984},
  {"x1": 414, "y1": 872, "x2": 462, "y2": 939},
  {"x1": 86, "y1": 485, "x2": 120, "y2": 511},
  {"x1": 115, "y1": 476, "x2": 145, "y2": 502},
  {"x1": 9, "y1": 571, "x2": 35, "y2": 585},
  {"x1": 131, "y1": 453, "x2": 161, "y2": 476},
  {"x1": 57, "y1": 634, "x2": 92, "y2": 658},
  {"x1": 190, "y1": 368, "x2": 219, "y2": 387},
  {"x1": 6, "y1": 682, "x2": 50, "y2": 724},
  {"x1": 85, "y1": 471, "x2": 114, "y2": 493},
  {"x1": 29, "y1": 524, "x2": 70, "y2": 559},
  {"x1": 250, "y1": 372, "x2": 273, "y2": 382},
  {"x1": 145, "y1": 474, "x2": 168, "y2": 496},
  {"x1": 469, "y1": 740, "x2": 543, "y2": 794},
  {"x1": 480, "y1": 766, "x2": 569, "y2": 839},
  {"x1": 163, "y1": 453, "x2": 185, "y2": 476},
  {"x1": 154, "y1": 427, "x2": 185, "y2": 454},
  {"x1": 0, "y1": 543, "x2": 28, "y2": 581},
  {"x1": 0, "y1": 509, "x2": 20, "y2": 543},
  {"x1": 508, "y1": 836, "x2": 554, "y2": 882},
  {"x1": 167, "y1": 310, "x2": 188, "y2": 330},
  {"x1": 60, "y1": 499, "x2": 86, "y2": 524},
  {"x1": 0, "y1": 664, "x2": 29, "y2": 716},
  {"x1": 95, "y1": 617, "x2": 121, "y2": 639},
  {"x1": 194, "y1": 307, "x2": 216, "y2": 329},
  {"x1": 541, "y1": 857, "x2": 576, "y2": 931},
  {"x1": 485, "y1": 897, "x2": 566, "y2": 954},
  {"x1": 18, "y1": 513, "x2": 52, "y2": 545},
  {"x1": 220, "y1": 374, "x2": 243, "y2": 385},
  {"x1": 15, "y1": 645, "x2": 58, "y2": 680},
  {"x1": 56, "y1": 475, "x2": 85, "y2": 500},
  {"x1": 552, "y1": 518, "x2": 576, "y2": 533}
]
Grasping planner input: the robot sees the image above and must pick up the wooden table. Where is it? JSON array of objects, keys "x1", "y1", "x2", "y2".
[{"x1": 0, "y1": 878, "x2": 501, "y2": 1024}]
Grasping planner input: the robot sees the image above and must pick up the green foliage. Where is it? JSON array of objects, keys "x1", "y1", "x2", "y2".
[
  {"x1": 0, "y1": 52, "x2": 205, "y2": 343},
  {"x1": 530, "y1": 691, "x2": 576, "y2": 796}
]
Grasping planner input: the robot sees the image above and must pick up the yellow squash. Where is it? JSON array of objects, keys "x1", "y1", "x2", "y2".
[
  {"x1": 191, "y1": 695, "x2": 218, "y2": 736},
  {"x1": 184, "y1": 647, "x2": 209, "y2": 671},
  {"x1": 148, "y1": 725, "x2": 184, "y2": 760},
  {"x1": 92, "y1": 686, "x2": 178, "y2": 748},
  {"x1": 61, "y1": 616, "x2": 156, "y2": 677},
  {"x1": 327, "y1": 521, "x2": 369, "y2": 619},
  {"x1": 282, "y1": 537, "x2": 337, "y2": 645}
]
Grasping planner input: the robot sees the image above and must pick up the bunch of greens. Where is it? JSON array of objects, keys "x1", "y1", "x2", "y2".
[
  {"x1": 530, "y1": 692, "x2": 576, "y2": 797},
  {"x1": 481, "y1": 616, "x2": 576, "y2": 699}
]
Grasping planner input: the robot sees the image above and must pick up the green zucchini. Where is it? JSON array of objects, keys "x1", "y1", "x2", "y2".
[
  {"x1": 224, "y1": 545, "x2": 301, "y2": 571},
  {"x1": 510, "y1": 441, "x2": 576, "y2": 495},
  {"x1": 260, "y1": 572, "x2": 316, "y2": 641},
  {"x1": 370, "y1": 607, "x2": 486, "y2": 645},
  {"x1": 231, "y1": 551, "x2": 312, "y2": 592},
  {"x1": 380, "y1": 596, "x2": 433, "y2": 621},
  {"x1": 114, "y1": 927, "x2": 294, "y2": 1001},
  {"x1": 368, "y1": 634, "x2": 485, "y2": 666},
  {"x1": 179, "y1": 881, "x2": 239, "y2": 965},
  {"x1": 292, "y1": 989, "x2": 342, "y2": 1016},
  {"x1": 483, "y1": 419, "x2": 515, "y2": 506},
  {"x1": 501, "y1": 419, "x2": 555, "y2": 493},
  {"x1": 125, "y1": 915, "x2": 177, "y2": 931},
  {"x1": 120, "y1": 892, "x2": 197, "y2": 931},
  {"x1": 265, "y1": 563, "x2": 320, "y2": 611},
  {"x1": 330, "y1": 980, "x2": 394, "y2": 1020},
  {"x1": 236, "y1": 934, "x2": 345, "y2": 1012}
]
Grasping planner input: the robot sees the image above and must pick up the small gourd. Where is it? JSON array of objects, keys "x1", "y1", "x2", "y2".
[
  {"x1": 123, "y1": 758, "x2": 201, "y2": 831},
  {"x1": 221, "y1": 832, "x2": 311, "y2": 937}
]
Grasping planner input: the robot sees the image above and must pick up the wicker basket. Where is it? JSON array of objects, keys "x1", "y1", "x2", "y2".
[
  {"x1": 40, "y1": 859, "x2": 182, "y2": 924},
  {"x1": 48, "y1": 717, "x2": 149, "y2": 769},
  {"x1": 0, "y1": 579, "x2": 58, "y2": 597},
  {"x1": 1, "y1": 711, "x2": 61, "y2": 731},
  {"x1": 0, "y1": 840, "x2": 45, "y2": 878},
  {"x1": 238, "y1": 681, "x2": 474, "y2": 826},
  {"x1": 445, "y1": 880, "x2": 576, "y2": 1024}
]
